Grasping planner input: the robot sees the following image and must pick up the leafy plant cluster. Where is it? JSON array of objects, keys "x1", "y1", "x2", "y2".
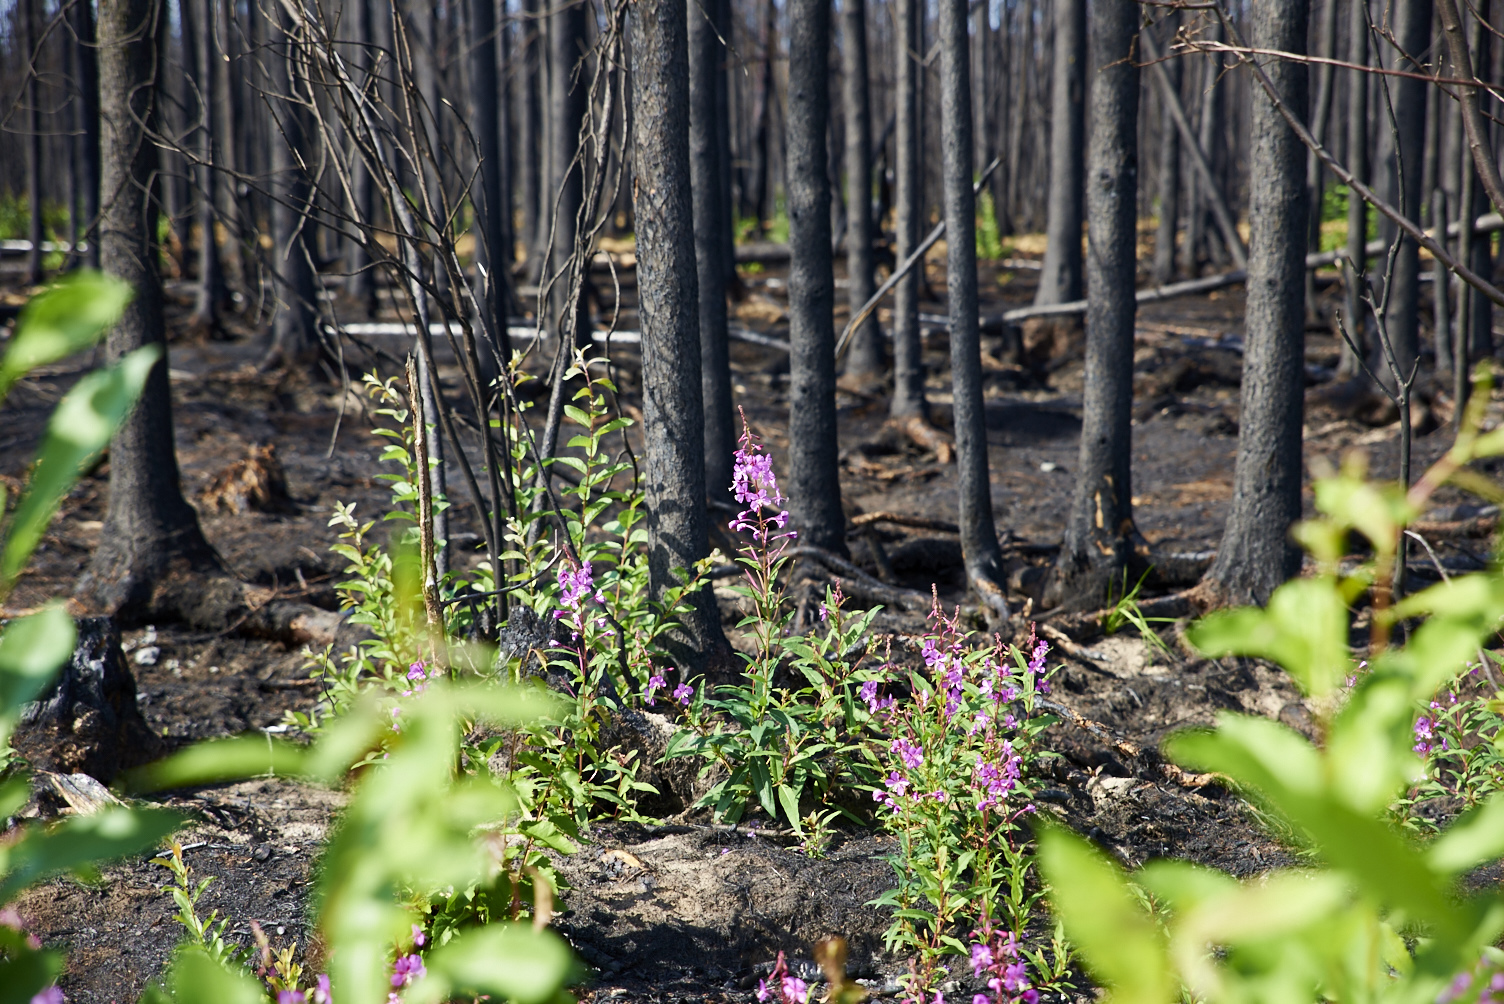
[
  {"x1": 1040, "y1": 375, "x2": 1504, "y2": 1004},
  {"x1": 0, "y1": 276, "x2": 575, "y2": 1004}
]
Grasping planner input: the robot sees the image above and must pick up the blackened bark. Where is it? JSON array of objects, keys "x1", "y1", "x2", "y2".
[
  {"x1": 842, "y1": 0, "x2": 882, "y2": 383},
  {"x1": 346, "y1": 0, "x2": 378, "y2": 317},
  {"x1": 192, "y1": 0, "x2": 225, "y2": 329},
  {"x1": 1340, "y1": 0, "x2": 1368, "y2": 377},
  {"x1": 549, "y1": 0, "x2": 589, "y2": 339},
  {"x1": 79, "y1": 0, "x2": 221, "y2": 618},
  {"x1": 520, "y1": 0, "x2": 543, "y2": 272},
  {"x1": 22, "y1": 0, "x2": 43, "y2": 285},
  {"x1": 889, "y1": 0, "x2": 926, "y2": 419},
  {"x1": 939, "y1": 0, "x2": 1006, "y2": 617},
  {"x1": 470, "y1": 0, "x2": 511, "y2": 361},
  {"x1": 748, "y1": 0, "x2": 776, "y2": 228},
  {"x1": 785, "y1": 0, "x2": 847, "y2": 557},
  {"x1": 1203, "y1": 0, "x2": 1310, "y2": 606},
  {"x1": 1151, "y1": 15, "x2": 1181, "y2": 287},
  {"x1": 630, "y1": 0, "x2": 729, "y2": 665},
  {"x1": 1303, "y1": 0, "x2": 1337, "y2": 313},
  {"x1": 1035, "y1": 0, "x2": 1086, "y2": 305},
  {"x1": 689, "y1": 0, "x2": 735, "y2": 502},
  {"x1": 264, "y1": 2, "x2": 320, "y2": 368},
  {"x1": 1456, "y1": 0, "x2": 1494, "y2": 375},
  {"x1": 1052, "y1": 0, "x2": 1139, "y2": 610},
  {"x1": 1381, "y1": 0, "x2": 1433, "y2": 380},
  {"x1": 70, "y1": 0, "x2": 102, "y2": 269}
]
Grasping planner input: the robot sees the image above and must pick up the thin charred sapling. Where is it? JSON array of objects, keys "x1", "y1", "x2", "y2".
[
  {"x1": 842, "y1": 0, "x2": 883, "y2": 386},
  {"x1": 22, "y1": 0, "x2": 43, "y2": 286},
  {"x1": 70, "y1": 0, "x2": 102, "y2": 269},
  {"x1": 1202, "y1": 0, "x2": 1310, "y2": 606},
  {"x1": 79, "y1": 0, "x2": 222, "y2": 617},
  {"x1": 631, "y1": 0, "x2": 730, "y2": 668},
  {"x1": 939, "y1": 0, "x2": 1007, "y2": 619},
  {"x1": 689, "y1": 0, "x2": 735, "y2": 504},
  {"x1": 345, "y1": 0, "x2": 379, "y2": 318},
  {"x1": 890, "y1": 0, "x2": 927, "y2": 420},
  {"x1": 1050, "y1": 0, "x2": 1140, "y2": 612},
  {"x1": 784, "y1": 0, "x2": 847, "y2": 556},
  {"x1": 1034, "y1": 0, "x2": 1086, "y2": 307}
]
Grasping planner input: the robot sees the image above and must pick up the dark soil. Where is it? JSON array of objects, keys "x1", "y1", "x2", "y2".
[{"x1": 0, "y1": 250, "x2": 1484, "y2": 1003}]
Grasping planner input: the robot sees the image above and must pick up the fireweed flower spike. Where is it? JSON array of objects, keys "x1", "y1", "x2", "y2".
[
  {"x1": 391, "y1": 953, "x2": 427, "y2": 988},
  {"x1": 673, "y1": 682, "x2": 694, "y2": 706},
  {"x1": 644, "y1": 673, "x2": 667, "y2": 705}
]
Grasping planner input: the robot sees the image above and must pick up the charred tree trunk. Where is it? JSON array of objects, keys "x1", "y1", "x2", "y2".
[
  {"x1": 1049, "y1": 0, "x2": 1140, "y2": 611},
  {"x1": 549, "y1": 0, "x2": 589, "y2": 340},
  {"x1": 630, "y1": 0, "x2": 730, "y2": 668},
  {"x1": 1339, "y1": 0, "x2": 1369, "y2": 378},
  {"x1": 520, "y1": 0, "x2": 543, "y2": 276},
  {"x1": 690, "y1": 0, "x2": 735, "y2": 502},
  {"x1": 192, "y1": 0, "x2": 226, "y2": 331},
  {"x1": 70, "y1": 0, "x2": 102, "y2": 269},
  {"x1": 1151, "y1": 14, "x2": 1181, "y2": 287},
  {"x1": 22, "y1": 0, "x2": 44, "y2": 286},
  {"x1": 1380, "y1": 0, "x2": 1433, "y2": 381},
  {"x1": 1202, "y1": 0, "x2": 1310, "y2": 606},
  {"x1": 263, "y1": 2, "x2": 320, "y2": 368},
  {"x1": 346, "y1": 0, "x2": 378, "y2": 318},
  {"x1": 1034, "y1": 0, "x2": 1086, "y2": 306},
  {"x1": 889, "y1": 0, "x2": 927, "y2": 419},
  {"x1": 785, "y1": 0, "x2": 846, "y2": 557},
  {"x1": 939, "y1": 0, "x2": 1007, "y2": 619},
  {"x1": 749, "y1": 0, "x2": 776, "y2": 229},
  {"x1": 78, "y1": 0, "x2": 222, "y2": 618},
  {"x1": 1303, "y1": 0, "x2": 1337, "y2": 315},
  {"x1": 841, "y1": 0, "x2": 882, "y2": 386},
  {"x1": 470, "y1": 0, "x2": 511, "y2": 362}
]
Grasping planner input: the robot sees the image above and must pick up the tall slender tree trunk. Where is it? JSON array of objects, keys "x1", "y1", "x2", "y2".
[
  {"x1": 1201, "y1": 0, "x2": 1310, "y2": 606},
  {"x1": 785, "y1": 0, "x2": 846, "y2": 557},
  {"x1": 1379, "y1": 0, "x2": 1433, "y2": 381},
  {"x1": 71, "y1": 0, "x2": 102, "y2": 269},
  {"x1": 470, "y1": 0, "x2": 511, "y2": 363},
  {"x1": 1183, "y1": 19, "x2": 1225, "y2": 273},
  {"x1": 1050, "y1": 0, "x2": 1140, "y2": 611},
  {"x1": 1339, "y1": 0, "x2": 1369, "y2": 378},
  {"x1": 22, "y1": 0, "x2": 44, "y2": 286},
  {"x1": 749, "y1": 0, "x2": 776, "y2": 230},
  {"x1": 1457, "y1": 0, "x2": 1494, "y2": 371},
  {"x1": 192, "y1": 0, "x2": 225, "y2": 331},
  {"x1": 548, "y1": 0, "x2": 589, "y2": 341},
  {"x1": 263, "y1": 2, "x2": 320, "y2": 368},
  {"x1": 1151, "y1": 13, "x2": 1181, "y2": 286},
  {"x1": 630, "y1": 0, "x2": 729, "y2": 668},
  {"x1": 939, "y1": 0, "x2": 1007, "y2": 619},
  {"x1": 1304, "y1": 0, "x2": 1337, "y2": 314},
  {"x1": 520, "y1": 0, "x2": 543, "y2": 278},
  {"x1": 889, "y1": 0, "x2": 927, "y2": 420},
  {"x1": 690, "y1": 0, "x2": 735, "y2": 502},
  {"x1": 80, "y1": 0, "x2": 221, "y2": 617},
  {"x1": 842, "y1": 0, "x2": 882, "y2": 386},
  {"x1": 1034, "y1": 0, "x2": 1085, "y2": 306},
  {"x1": 345, "y1": 0, "x2": 378, "y2": 318}
]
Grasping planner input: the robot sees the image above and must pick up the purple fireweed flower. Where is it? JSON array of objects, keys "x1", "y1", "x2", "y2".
[
  {"x1": 312, "y1": 975, "x2": 332, "y2": 1004},
  {"x1": 756, "y1": 979, "x2": 771, "y2": 1002},
  {"x1": 892, "y1": 738, "x2": 924, "y2": 770},
  {"x1": 1002, "y1": 961, "x2": 1030, "y2": 993},
  {"x1": 278, "y1": 992, "x2": 306, "y2": 1004},
  {"x1": 391, "y1": 954, "x2": 426, "y2": 988},
  {"x1": 673, "y1": 683, "x2": 694, "y2": 706},
  {"x1": 931, "y1": 992, "x2": 945, "y2": 1004},
  {"x1": 971, "y1": 943, "x2": 995, "y2": 977},
  {"x1": 972, "y1": 996, "x2": 991, "y2": 1004},
  {"x1": 884, "y1": 772, "x2": 910, "y2": 798},
  {"x1": 859, "y1": 679, "x2": 880, "y2": 713},
  {"x1": 30, "y1": 990, "x2": 64, "y2": 1004},
  {"x1": 922, "y1": 639, "x2": 942, "y2": 668},
  {"x1": 645, "y1": 673, "x2": 667, "y2": 705},
  {"x1": 407, "y1": 661, "x2": 427, "y2": 681},
  {"x1": 558, "y1": 562, "x2": 595, "y2": 608},
  {"x1": 819, "y1": 604, "x2": 829, "y2": 623},
  {"x1": 1028, "y1": 640, "x2": 1050, "y2": 693},
  {"x1": 411, "y1": 924, "x2": 426, "y2": 947},
  {"x1": 1414, "y1": 716, "x2": 1436, "y2": 755},
  {"x1": 781, "y1": 976, "x2": 810, "y2": 1004}
]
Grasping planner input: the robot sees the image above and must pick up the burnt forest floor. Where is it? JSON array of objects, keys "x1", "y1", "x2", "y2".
[{"x1": 0, "y1": 243, "x2": 1493, "y2": 1004}]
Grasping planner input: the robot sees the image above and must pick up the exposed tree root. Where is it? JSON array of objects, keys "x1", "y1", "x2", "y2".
[
  {"x1": 1037, "y1": 697, "x2": 1223, "y2": 790},
  {"x1": 888, "y1": 415, "x2": 954, "y2": 463}
]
